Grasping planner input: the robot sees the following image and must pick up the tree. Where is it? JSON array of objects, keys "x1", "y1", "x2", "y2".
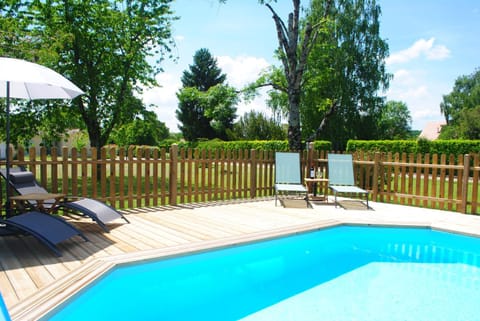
[
  {"x1": 303, "y1": 0, "x2": 390, "y2": 148},
  {"x1": 176, "y1": 48, "x2": 237, "y2": 140},
  {"x1": 0, "y1": 2, "x2": 81, "y2": 147},
  {"x1": 232, "y1": 111, "x2": 286, "y2": 140},
  {"x1": 181, "y1": 48, "x2": 227, "y2": 91},
  {"x1": 177, "y1": 85, "x2": 238, "y2": 140},
  {"x1": 259, "y1": 0, "x2": 390, "y2": 149},
  {"x1": 377, "y1": 101, "x2": 412, "y2": 139},
  {"x1": 1, "y1": 0, "x2": 176, "y2": 152},
  {"x1": 232, "y1": 0, "x2": 388, "y2": 150},
  {"x1": 221, "y1": 0, "x2": 330, "y2": 150},
  {"x1": 440, "y1": 68, "x2": 480, "y2": 139},
  {"x1": 110, "y1": 111, "x2": 169, "y2": 147},
  {"x1": 264, "y1": 0, "x2": 334, "y2": 151},
  {"x1": 458, "y1": 107, "x2": 480, "y2": 139}
]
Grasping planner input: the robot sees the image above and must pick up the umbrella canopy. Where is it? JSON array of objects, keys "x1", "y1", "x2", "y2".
[
  {"x1": 0, "y1": 57, "x2": 83, "y2": 100},
  {"x1": 0, "y1": 57, "x2": 84, "y2": 215}
]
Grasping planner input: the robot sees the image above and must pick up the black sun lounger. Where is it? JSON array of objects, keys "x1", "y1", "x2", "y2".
[
  {"x1": 0, "y1": 211, "x2": 88, "y2": 256},
  {"x1": 1, "y1": 168, "x2": 130, "y2": 232}
]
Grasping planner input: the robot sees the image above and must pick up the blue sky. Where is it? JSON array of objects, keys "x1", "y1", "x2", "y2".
[{"x1": 142, "y1": 0, "x2": 480, "y2": 132}]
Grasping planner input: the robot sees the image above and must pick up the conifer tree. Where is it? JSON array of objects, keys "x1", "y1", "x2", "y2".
[{"x1": 176, "y1": 48, "x2": 235, "y2": 140}]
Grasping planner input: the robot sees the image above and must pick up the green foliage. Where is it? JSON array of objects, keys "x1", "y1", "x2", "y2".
[
  {"x1": 457, "y1": 107, "x2": 480, "y2": 139},
  {"x1": 427, "y1": 140, "x2": 480, "y2": 156},
  {"x1": 176, "y1": 87, "x2": 215, "y2": 140},
  {"x1": 202, "y1": 85, "x2": 238, "y2": 138},
  {"x1": 177, "y1": 85, "x2": 238, "y2": 140},
  {"x1": 347, "y1": 139, "x2": 480, "y2": 156},
  {"x1": 312, "y1": 140, "x2": 333, "y2": 151},
  {"x1": 176, "y1": 48, "x2": 237, "y2": 141},
  {"x1": 347, "y1": 140, "x2": 418, "y2": 154},
  {"x1": 110, "y1": 111, "x2": 169, "y2": 147},
  {"x1": 70, "y1": 130, "x2": 89, "y2": 150},
  {"x1": 257, "y1": 0, "x2": 391, "y2": 149},
  {"x1": 1, "y1": 0, "x2": 177, "y2": 151},
  {"x1": 440, "y1": 68, "x2": 480, "y2": 139},
  {"x1": 158, "y1": 138, "x2": 182, "y2": 150},
  {"x1": 181, "y1": 139, "x2": 331, "y2": 153},
  {"x1": 377, "y1": 101, "x2": 412, "y2": 139},
  {"x1": 232, "y1": 111, "x2": 286, "y2": 140},
  {"x1": 196, "y1": 140, "x2": 289, "y2": 152},
  {"x1": 181, "y1": 48, "x2": 226, "y2": 90}
]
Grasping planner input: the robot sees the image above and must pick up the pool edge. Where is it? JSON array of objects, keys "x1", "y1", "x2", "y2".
[{"x1": 9, "y1": 217, "x2": 480, "y2": 321}]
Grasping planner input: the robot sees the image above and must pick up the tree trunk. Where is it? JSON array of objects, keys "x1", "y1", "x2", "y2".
[{"x1": 288, "y1": 91, "x2": 303, "y2": 151}]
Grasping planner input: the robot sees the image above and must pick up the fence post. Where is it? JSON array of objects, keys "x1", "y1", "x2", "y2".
[
  {"x1": 62, "y1": 147, "x2": 69, "y2": 195},
  {"x1": 372, "y1": 152, "x2": 381, "y2": 202},
  {"x1": 169, "y1": 144, "x2": 178, "y2": 206},
  {"x1": 250, "y1": 149, "x2": 257, "y2": 198},
  {"x1": 460, "y1": 154, "x2": 470, "y2": 214}
]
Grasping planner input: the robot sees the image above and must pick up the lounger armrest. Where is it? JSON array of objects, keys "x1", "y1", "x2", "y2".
[{"x1": 63, "y1": 196, "x2": 83, "y2": 202}]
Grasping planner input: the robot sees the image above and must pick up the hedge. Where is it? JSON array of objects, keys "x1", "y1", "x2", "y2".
[
  {"x1": 347, "y1": 139, "x2": 480, "y2": 155},
  {"x1": 156, "y1": 140, "x2": 332, "y2": 152}
]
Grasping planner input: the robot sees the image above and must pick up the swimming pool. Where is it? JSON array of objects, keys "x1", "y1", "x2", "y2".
[{"x1": 42, "y1": 226, "x2": 480, "y2": 321}]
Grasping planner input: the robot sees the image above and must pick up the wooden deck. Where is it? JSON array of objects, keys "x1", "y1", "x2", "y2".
[{"x1": 2, "y1": 197, "x2": 480, "y2": 320}]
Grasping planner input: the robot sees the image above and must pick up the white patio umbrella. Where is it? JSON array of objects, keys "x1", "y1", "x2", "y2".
[{"x1": 0, "y1": 57, "x2": 84, "y2": 215}]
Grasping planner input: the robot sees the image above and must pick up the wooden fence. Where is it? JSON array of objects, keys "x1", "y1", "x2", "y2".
[{"x1": 1, "y1": 145, "x2": 479, "y2": 215}]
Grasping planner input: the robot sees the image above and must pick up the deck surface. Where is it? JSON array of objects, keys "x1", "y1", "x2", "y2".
[{"x1": 2, "y1": 197, "x2": 480, "y2": 320}]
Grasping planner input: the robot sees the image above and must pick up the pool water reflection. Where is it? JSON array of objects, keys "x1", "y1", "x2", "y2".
[{"x1": 42, "y1": 226, "x2": 480, "y2": 321}]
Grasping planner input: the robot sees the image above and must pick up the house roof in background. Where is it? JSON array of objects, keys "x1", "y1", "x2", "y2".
[{"x1": 419, "y1": 121, "x2": 446, "y2": 140}]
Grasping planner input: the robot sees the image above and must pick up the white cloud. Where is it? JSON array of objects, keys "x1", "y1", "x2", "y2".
[
  {"x1": 392, "y1": 69, "x2": 415, "y2": 85},
  {"x1": 217, "y1": 55, "x2": 272, "y2": 118},
  {"x1": 426, "y1": 44, "x2": 450, "y2": 60},
  {"x1": 143, "y1": 72, "x2": 182, "y2": 131},
  {"x1": 141, "y1": 55, "x2": 272, "y2": 132},
  {"x1": 386, "y1": 69, "x2": 445, "y2": 130},
  {"x1": 387, "y1": 38, "x2": 451, "y2": 65},
  {"x1": 216, "y1": 55, "x2": 270, "y2": 88},
  {"x1": 386, "y1": 39, "x2": 451, "y2": 129}
]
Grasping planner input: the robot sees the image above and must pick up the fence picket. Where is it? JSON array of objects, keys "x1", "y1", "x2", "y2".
[
  {"x1": 431, "y1": 154, "x2": 438, "y2": 210},
  {"x1": 2, "y1": 146, "x2": 480, "y2": 215},
  {"x1": 447, "y1": 154, "x2": 455, "y2": 211},
  {"x1": 472, "y1": 154, "x2": 479, "y2": 213}
]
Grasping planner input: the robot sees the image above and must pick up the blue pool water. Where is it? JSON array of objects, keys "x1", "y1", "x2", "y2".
[{"x1": 43, "y1": 226, "x2": 480, "y2": 321}]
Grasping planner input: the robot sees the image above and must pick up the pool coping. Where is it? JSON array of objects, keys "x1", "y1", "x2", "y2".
[{"x1": 9, "y1": 211, "x2": 480, "y2": 321}]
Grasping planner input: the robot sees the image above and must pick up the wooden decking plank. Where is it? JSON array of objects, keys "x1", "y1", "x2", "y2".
[
  {"x1": 102, "y1": 225, "x2": 154, "y2": 252},
  {"x1": 22, "y1": 240, "x2": 71, "y2": 280},
  {"x1": 0, "y1": 238, "x2": 39, "y2": 301},
  {"x1": 125, "y1": 216, "x2": 188, "y2": 246},
  {"x1": 192, "y1": 209, "x2": 264, "y2": 234},
  {"x1": 174, "y1": 211, "x2": 249, "y2": 235},
  {"x1": 144, "y1": 216, "x2": 216, "y2": 240},
  {"x1": 135, "y1": 214, "x2": 202, "y2": 243},
  {"x1": 5, "y1": 239, "x2": 55, "y2": 291},
  {"x1": 159, "y1": 212, "x2": 233, "y2": 238},
  {"x1": 162, "y1": 212, "x2": 233, "y2": 237},
  {"x1": 0, "y1": 260, "x2": 18, "y2": 308},
  {"x1": 113, "y1": 221, "x2": 169, "y2": 249},
  {"x1": 79, "y1": 231, "x2": 125, "y2": 257}
]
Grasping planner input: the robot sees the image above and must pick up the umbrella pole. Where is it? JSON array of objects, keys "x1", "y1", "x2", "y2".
[{"x1": 5, "y1": 81, "x2": 11, "y2": 217}]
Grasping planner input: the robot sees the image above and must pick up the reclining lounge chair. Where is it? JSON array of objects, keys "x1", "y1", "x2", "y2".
[
  {"x1": 274, "y1": 152, "x2": 308, "y2": 207},
  {"x1": 327, "y1": 153, "x2": 370, "y2": 209},
  {"x1": 1, "y1": 168, "x2": 130, "y2": 232},
  {"x1": 0, "y1": 211, "x2": 88, "y2": 256}
]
